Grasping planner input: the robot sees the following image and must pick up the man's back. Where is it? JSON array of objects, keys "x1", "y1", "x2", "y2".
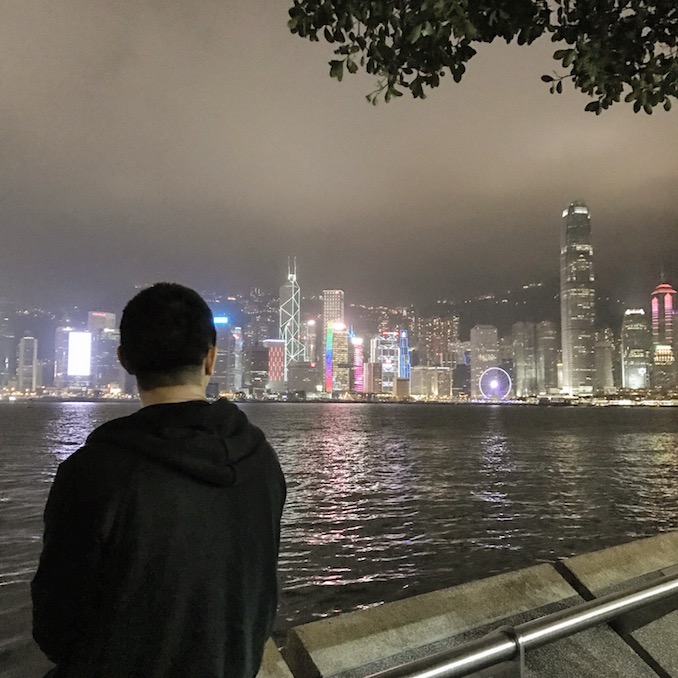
[{"x1": 32, "y1": 399, "x2": 285, "y2": 677}]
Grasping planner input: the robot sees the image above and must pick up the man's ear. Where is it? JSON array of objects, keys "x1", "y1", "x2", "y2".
[
  {"x1": 204, "y1": 345, "x2": 217, "y2": 376},
  {"x1": 117, "y1": 346, "x2": 134, "y2": 374}
]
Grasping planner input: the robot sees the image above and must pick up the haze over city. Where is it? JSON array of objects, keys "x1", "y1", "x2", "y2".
[{"x1": 2, "y1": 1, "x2": 677, "y2": 311}]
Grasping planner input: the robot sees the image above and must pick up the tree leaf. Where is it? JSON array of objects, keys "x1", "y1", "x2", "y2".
[{"x1": 329, "y1": 60, "x2": 344, "y2": 81}]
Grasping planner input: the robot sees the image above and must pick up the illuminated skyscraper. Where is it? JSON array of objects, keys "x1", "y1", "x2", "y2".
[
  {"x1": 279, "y1": 260, "x2": 304, "y2": 383},
  {"x1": 263, "y1": 338, "x2": 285, "y2": 392},
  {"x1": 93, "y1": 328, "x2": 124, "y2": 391},
  {"x1": 398, "y1": 330, "x2": 411, "y2": 379},
  {"x1": 621, "y1": 309, "x2": 650, "y2": 390},
  {"x1": 650, "y1": 281, "x2": 677, "y2": 389},
  {"x1": 594, "y1": 328, "x2": 615, "y2": 392},
  {"x1": 212, "y1": 315, "x2": 233, "y2": 394},
  {"x1": 230, "y1": 326, "x2": 244, "y2": 391},
  {"x1": 0, "y1": 298, "x2": 15, "y2": 386},
  {"x1": 351, "y1": 336, "x2": 364, "y2": 392},
  {"x1": 470, "y1": 325, "x2": 498, "y2": 399},
  {"x1": 302, "y1": 319, "x2": 318, "y2": 363},
  {"x1": 416, "y1": 315, "x2": 460, "y2": 366},
  {"x1": 536, "y1": 321, "x2": 559, "y2": 394},
  {"x1": 324, "y1": 322, "x2": 349, "y2": 392},
  {"x1": 370, "y1": 331, "x2": 400, "y2": 393},
  {"x1": 560, "y1": 202, "x2": 596, "y2": 395},
  {"x1": 243, "y1": 288, "x2": 278, "y2": 348},
  {"x1": 87, "y1": 312, "x2": 121, "y2": 391},
  {"x1": 17, "y1": 336, "x2": 38, "y2": 391},
  {"x1": 322, "y1": 290, "x2": 344, "y2": 328},
  {"x1": 322, "y1": 289, "x2": 344, "y2": 380},
  {"x1": 512, "y1": 322, "x2": 537, "y2": 397}
]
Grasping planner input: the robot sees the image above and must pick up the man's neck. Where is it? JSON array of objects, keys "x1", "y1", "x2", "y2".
[{"x1": 138, "y1": 384, "x2": 208, "y2": 408}]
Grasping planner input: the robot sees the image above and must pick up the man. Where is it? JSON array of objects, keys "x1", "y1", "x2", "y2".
[{"x1": 32, "y1": 283, "x2": 286, "y2": 677}]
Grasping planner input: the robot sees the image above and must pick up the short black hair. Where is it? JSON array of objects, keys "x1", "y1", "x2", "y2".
[{"x1": 119, "y1": 283, "x2": 216, "y2": 391}]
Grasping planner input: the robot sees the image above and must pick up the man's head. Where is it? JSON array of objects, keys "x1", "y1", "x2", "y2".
[{"x1": 118, "y1": 283, "x2": 217, "y2": 392}]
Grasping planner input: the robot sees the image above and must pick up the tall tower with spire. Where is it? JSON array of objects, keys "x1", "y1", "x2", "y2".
[
  {"x1": 279, "y1": 258, "x2": 304, "y2": 384},
  {"x1": 560, "y1": 201, "x2": 596, "y2": 395}
]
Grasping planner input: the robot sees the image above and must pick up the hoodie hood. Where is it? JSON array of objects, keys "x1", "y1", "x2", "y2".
[{"x1": 86, "y1": 399, "x2": 262, "y2": 487}]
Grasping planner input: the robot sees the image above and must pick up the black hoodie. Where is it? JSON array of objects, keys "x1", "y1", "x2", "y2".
[{"x1": 32, "y1": 399, "x2": 286, "y2": 678}]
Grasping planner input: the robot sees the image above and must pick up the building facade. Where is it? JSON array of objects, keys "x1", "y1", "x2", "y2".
[
  {"x1": 370, "y1": 331, "x2": 400, "y2": 393},
  {"x1": 470, "y1": 325, "x2": 498, "y2": 399},
  {"x1": 512, "y1": 322, "x2": 537, "y2": 397},
  {"x1": 17, "y1": 336, "x2": 39, "y2": 391},
  {"x1": 594, "y1": 328, "x2": 615, "y2": 393},
  {"x1": 415, "y1": 315, "x2": 460, "y2": 366},
  {"x1": 650, "y1": 282, "x2": 677, "y2": 390},
  {"x1": 324, "y1": 322, "x2": 349, "y2": 393},
  {"x1": 0, "y1": 298, "x2": 16, "y2": 386},
  {"x1": 621, "y1": 309, "x2": 650, "y2": 390},
  {"x1": 560, "y1": 201, "x2": 596, "y2": 395},
  {"x1": 536, "y1": 321, "x2": 559, "y2": 394},
  {"x1": 322, "y1": 289, "x2": 345, "y2": 383}
]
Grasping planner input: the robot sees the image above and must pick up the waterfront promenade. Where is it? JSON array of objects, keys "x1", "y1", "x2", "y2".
[{"x1": 4, "y1": 531, "x2": 678, "y2": 677}]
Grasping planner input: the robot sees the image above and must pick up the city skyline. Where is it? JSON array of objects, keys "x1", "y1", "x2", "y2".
[
  {"x1": 2, "y1": 266, "x2": 675, "y2": 398},
  {"x1": 1, "y1": 2, "x2": 677, "y2": 310}
]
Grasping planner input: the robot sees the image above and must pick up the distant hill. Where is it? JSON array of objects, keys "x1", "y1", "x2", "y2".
[{"x1": 430, "y1": 277, "x2": 629, "y2": 340}]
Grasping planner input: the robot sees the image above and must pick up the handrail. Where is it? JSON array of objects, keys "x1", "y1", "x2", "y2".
[{"x1": 368, "y1": 571, "x2": 678, "y2": 678}]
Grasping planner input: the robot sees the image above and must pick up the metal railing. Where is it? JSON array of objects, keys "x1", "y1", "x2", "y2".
[{"x1": 368, "y1": 571, "x2": 678, "y2": 678}]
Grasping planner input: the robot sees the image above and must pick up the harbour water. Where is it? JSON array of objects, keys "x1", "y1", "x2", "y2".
[{"x1": 2, "y1": 401, "x2": 678, "y2": 668}]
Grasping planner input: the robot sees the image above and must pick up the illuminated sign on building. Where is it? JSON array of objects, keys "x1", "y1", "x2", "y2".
[
  {"x1": 67, "y1": 331, "x2": 92, "y2": 377},
  {"x1": 214, "y1": 316, "x2": 230, "y2": 325}
]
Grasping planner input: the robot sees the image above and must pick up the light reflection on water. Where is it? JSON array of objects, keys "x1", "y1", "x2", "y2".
[{"x1": 2, "y1": 401, "x2": 678, "y2": 636}]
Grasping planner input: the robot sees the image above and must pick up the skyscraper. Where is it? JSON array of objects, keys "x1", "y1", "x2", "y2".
[
  {"x1": 17, "y1": 336, "x2": 38, "y2": 391},
  {"x1": 512, "y1": 322, "x2": 537, "y2": 397},
  {"x1": 322, "y1": 289, "x2": 344, "y2": 382},
  {"x1": 263, "y1": 339, "x2": 285, "y2": 392},
  {"x1": 470, "y1": 325, "x2": 498, "y2": 399},
  {"x1": 560, "y1": 201, "x2": 596, "y2": 395},
  {"x1": 0, "y1": 298, "x2": 16, "y2": 386},
  {"x1": 322, "y1": 290, "x2": 344, "y2": 328},
  {"x1": 87, "y1": 312, "x2": 121, "y2": 391},
  {"x1": 302, "y1": 319, "x2": 318, "y2": 363},
  {"x1": 370, "y1": 331, "x2": 400, "y2": 393},
  {"x1": 212, "y1": 315, "x2": 234, "y2": 394},
  {"x1": 621, "y1": 309, "x2": 650, "y2": 390},
  {"x1": 324, "y1": 322, "x2": 349, "y2": 393},
  {"x1": 279, "y1": 260, "x2": 304, "y2": 383},
  {"x1": 536, "y1": 321, "x2": 559, "y2": 394},
  {"x1": 594, "y1": 328, "x2": 615, "y2": 392},
  {"x1": 351, "y1": 336, "x2": 364, "y2": 392},
  {"x1": 650, "y1": 281, "x2": 677, "y2": 389},
  {"x1": 416, "y1": 315, "x2": 460, "y2": 366}
]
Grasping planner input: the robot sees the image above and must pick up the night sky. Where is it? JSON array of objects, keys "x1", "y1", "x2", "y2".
[{"x1": 2, "y1": 1, "x2": 677, "y2": 312}]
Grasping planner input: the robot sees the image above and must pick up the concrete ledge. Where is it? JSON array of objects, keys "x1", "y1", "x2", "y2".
[
  {"x1": 284, "y1": 563, "x2": 658, "y2": 677},
  {"x1": 561, "y1": 531, "x2": 678, "y2": 592},
  {"x1": 258, "y1": 639, "x2": 294, "y2": 678},
  {"x1": 560, "y1": 531, "x2": 678, "y2": 676}
]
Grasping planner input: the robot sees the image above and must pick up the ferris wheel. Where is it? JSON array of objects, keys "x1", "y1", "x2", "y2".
[{"x1": 478, "y1": 367, "x2": 512, "y2": 401}]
